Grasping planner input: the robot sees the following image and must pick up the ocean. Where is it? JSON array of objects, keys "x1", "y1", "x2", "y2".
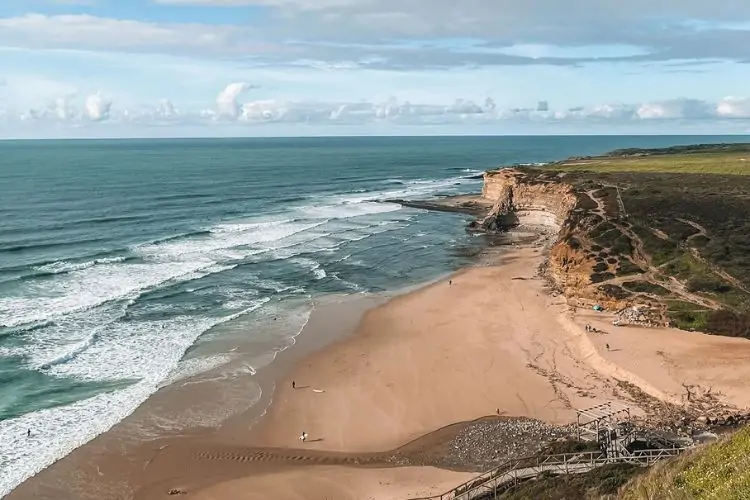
[{"x1": 0, "y1": 135, "x2": 747, "y2": 495}]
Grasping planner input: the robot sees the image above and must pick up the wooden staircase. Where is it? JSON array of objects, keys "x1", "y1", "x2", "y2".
[{"x1": 410, "y1": 447, "x2": 689, "y2": 500}]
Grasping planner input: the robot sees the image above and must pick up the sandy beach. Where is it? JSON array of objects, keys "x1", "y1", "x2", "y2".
[
  {"x1": 182, "y1": 246, "x2": 750, "y2": 500},
  {"x1": 11, "y1": 245, "x2": 750, "y2": 500}
]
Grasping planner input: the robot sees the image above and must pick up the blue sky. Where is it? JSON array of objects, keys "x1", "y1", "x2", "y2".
[{"x1": 2, "y1": 0, "x2": 750, "y2": 138}]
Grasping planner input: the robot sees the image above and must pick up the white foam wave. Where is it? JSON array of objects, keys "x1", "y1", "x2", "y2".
[
  {"x1": 210, "y1": 218, "x2": 296, "y2": 234},
  {"x1": 35, "y1": 256, "x2": 127, "y2": 275},
  {"x1": 324, "y1": 174, "x2": 478, "y2": 205},
  {"x1": 3, "y1": 172, "x2": 463, "y2": 331},
  {"x1": 137, "y1": 220, "x2": 329, "y2": 261},
  {"x1": 296, "y1": 201, "x2": 401, "y2": 220},
  {"x1": 160, "y1": 354, "x2": 235, "y2": 387},
  {"x1": 331, "y1": 273, "x2": 363, "y2": 292},
  {"x1": 0, "y1": 259, "x2": 211, "y2": 328},
  {"x1": 47, "y1": 298, "x2": 270, "y2": 382},
  {"x1": 0, "y1": 296, "x2": 270, "y2": 497},
  {"x1": 0, "y1": 301, "x2": 130, "y2": 370},
  {"x1": 292, "y1": 258, "x2": 327, "y2": 280}
]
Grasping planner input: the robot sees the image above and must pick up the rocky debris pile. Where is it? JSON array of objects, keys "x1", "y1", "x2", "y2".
[
  {"x1": 440, "y1": 418, "x2": 577, "y2": 470},
  {"x1": 677, "y1": 412, "x2": 750, "y2": 433},
  {"x1": 613, "y1": 305, "x2": 659, "y2": 327},
  {"x1": 618, "y1": 380, "x2": 748, "y2": 441}
]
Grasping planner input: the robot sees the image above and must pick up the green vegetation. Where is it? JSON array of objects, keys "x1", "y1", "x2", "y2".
[
  {"x1": 661, "y1": 254, "x2": 709, "y2": 283},
  {"x1": 598, "y1": 284, "x2": 632, "y2": 300},
  {"x1": 495, "y1": 464, "x2": 644, "y2": 500},
  {"x1": 662, "y1": 255, "x2": 750, "y2": 311},
  {"x1": 616, "y1": 259, "x2": 643, "y2": 276},
  {"x1": 622, "y1": 281, "x2": 669, "y2": 296},
  {"x1": 529, "y1": 147, "x2": 750, "y2": 337},
  {"x1": 621, "y1": 427, "x2": 750, "y2": 500},
  {"x1": 631, "y1": 225, "x2": 680, "y2": 266},
  {"x1": 553, "y1": 152, "x2": 750, "y2": 175},
  {"x1": 706, "y1": 310, "x2": 750, "y2": 338},
  {"x1": 666, "y1": 301, "x2": 710, "y2": 331}
]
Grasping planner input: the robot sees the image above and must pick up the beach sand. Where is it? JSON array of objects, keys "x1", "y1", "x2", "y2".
[
  {"x1": 159, "y1": 247, "x2": 624, "y2": 499},
  {"x1": 245, "y1": 248, "x2": 605, "y2": 454},
  {"x1": 12, "y1": 246, "x2": 750, "y2": 500},
  {"x1": 192, "y1": 466, "x2": 475, "y2": 500},
  {"x1": 575, "y1": 307, "x2": 750, "y2": 410}
]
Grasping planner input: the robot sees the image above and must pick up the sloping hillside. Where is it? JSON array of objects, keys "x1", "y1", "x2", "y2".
[{"x1": 620, "y1": 427, "x2": 750, "y2": 500}]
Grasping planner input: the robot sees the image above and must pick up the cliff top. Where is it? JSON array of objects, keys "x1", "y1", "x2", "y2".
[{"x1": 545, "y1": 142, "x2": 750, "y2": 175}]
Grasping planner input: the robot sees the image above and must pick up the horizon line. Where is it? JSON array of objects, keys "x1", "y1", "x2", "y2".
[{"x1": 3, "y1": 132, "x2": 750, "y2": 142}]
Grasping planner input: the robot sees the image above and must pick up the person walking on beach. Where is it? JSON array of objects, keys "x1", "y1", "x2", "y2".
[
  {"x1": 606, "y1": 343, "x2": 610, "y2": 351},
  {"x1": 292, "y1": 380, "x2": 296, "y2": 389},
  {"x1": 449, "y1": 280, "x2": 452, "y2": 286},
  {"x1": 299, "y1": 431, "x2": 308, "y2": 442},
  {"x1": 26, "y1": 429, "x2": 31, "y2": 438}
]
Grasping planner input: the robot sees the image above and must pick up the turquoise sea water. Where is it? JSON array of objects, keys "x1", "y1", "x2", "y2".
[{"x1": 0, "y1": 135, "x2": 748, "y2": 495}]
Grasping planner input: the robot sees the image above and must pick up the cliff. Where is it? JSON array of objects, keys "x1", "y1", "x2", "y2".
[
  {"x1": 478, "y1": 168, "x2": 659, "y2": 317},
  {"x1": 478, "y1": 155, "x2": 750, "y2": 335},
  {"x1": 480, "y1": 169, "x2": 576, "y2": 230}
]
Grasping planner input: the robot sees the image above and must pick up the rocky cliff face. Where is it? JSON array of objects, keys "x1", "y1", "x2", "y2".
[
  {"x1": 481, "y1": 169, "x2": 577, "y2": 230},
  {"x1": 480, "y1": 169, "x2": 625, "y2": 309}
]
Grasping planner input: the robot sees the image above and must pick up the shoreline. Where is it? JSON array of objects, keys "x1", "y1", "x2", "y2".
[
  {"x1": 5, "y1": 252, "x2": 479, "y2": 499},
  {"x1": 11, "y1": 199, "x2": 750, "y2": 499},
  {"x1": 5, "y1": 292, "x2": 388, "y2": 499},
  {"x1": 137, "y1": 245, "x2": 606, "y2": 499}
]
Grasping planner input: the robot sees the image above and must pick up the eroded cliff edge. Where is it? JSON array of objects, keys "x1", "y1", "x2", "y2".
[
  {"x1": 476, "y1": 168, "x2": 626, "y2": 312},
  {"x1": 477, "y1": 163, "x2": 750, "y2": 336}
]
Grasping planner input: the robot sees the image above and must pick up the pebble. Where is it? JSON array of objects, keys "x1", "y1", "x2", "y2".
[{"x1": 439, "y1": 418, "x2": 577, "y2": 470}]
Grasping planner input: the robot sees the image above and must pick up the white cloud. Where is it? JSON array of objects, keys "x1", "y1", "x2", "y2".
[
  {"x1": 52, "y1": 96, "x2": 73, "y2": 120},
  {"x1": 1, "y1": 6, "x2": 750, "y2": 69},
  {"x1": 716, "y1": 96, "x2": 750, "y2": 118},
  {"x1": 156, "y1": 99, "x2": 178, "y2": 118},
  {"x1": 216, "y1": 82, "x2": 255, "y2": 118},
  {"x1": 6, "y1": 89, "x2": 750, "y2": 137},
  {"x1": 84, "y1": 92, "x2": 112, "y2": 121},
  {"x1": 635, "y1": 98, "x2": 714, "y2": 119},
  {"x1": 0, "y1": 14, "x2": 250, "y2": 57}
]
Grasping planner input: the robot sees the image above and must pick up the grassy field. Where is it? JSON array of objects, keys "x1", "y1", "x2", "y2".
[
  {"x1": 552, "y1": 152, "x2": 750, "y2": 175},
  {"x1": 620, "y1": 427, "x2": 750, "y2": 500}
]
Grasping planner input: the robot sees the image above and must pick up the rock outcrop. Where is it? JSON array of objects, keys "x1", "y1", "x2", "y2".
[
  {"x1": 479, "y1": 169, "x2": 577, "y2": 231},
  {"x1": 477, "y1": 168, "x2": 630, "y2": 311}
]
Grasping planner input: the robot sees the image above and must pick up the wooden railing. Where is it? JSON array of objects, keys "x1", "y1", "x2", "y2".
[{"x1": 410, "y1": 447, "x2": 689, "y2": 500}]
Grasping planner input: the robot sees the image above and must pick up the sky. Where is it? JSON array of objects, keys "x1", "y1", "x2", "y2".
[{"x1": 2, "y1": 0, "x2": 750, "y2": 138}]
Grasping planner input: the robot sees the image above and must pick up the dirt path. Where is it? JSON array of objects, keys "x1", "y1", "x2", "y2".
[
  {"x1": 587, "y1": 190, "x2": 729, "y2": 311},
  {"x1": 676, "y1": 217, "x2": 750, "y2": 296}
]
